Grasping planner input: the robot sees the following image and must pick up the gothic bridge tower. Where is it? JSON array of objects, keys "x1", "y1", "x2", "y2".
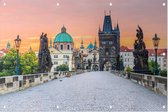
[{"x1": 98, "y1": 13, "x2": 120, "y2": 71}]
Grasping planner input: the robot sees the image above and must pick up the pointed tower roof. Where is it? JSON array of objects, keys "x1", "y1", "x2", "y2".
[
  {"x1": 103, "y1": 14, "x2": 113, "y2": 33},
  {"x1": 94, "y1": 38, "x2": 97, "y2": 49},
  {"x1": 6, "y1": 41, "x2": 11, "y2": 49},
  {"x1": 80, "y1": 37, "x2": 84, "y2": 49},
  {"x1": 50, "y1": 38, "x2": 53, "y2": 48},
  {"x1": 99, "y1": 26, "x2": 101, "y2": 32},
  {"x1": 29, "y1": 46, "x2": 32, "y2": 51},
  {"x1": 117, "y1": 20, "x2": 120, "y2": 31},
  {"x1": 87, "y1": 42, "x2": 94, "y2": 50}
]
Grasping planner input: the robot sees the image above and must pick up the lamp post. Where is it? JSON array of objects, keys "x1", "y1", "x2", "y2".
[
  {"x1": 152, "y1": 34, "x2": 160, "y2": 75},
  {"x1": 14, "y1": 35, "x2": 21, "y2": 75}
]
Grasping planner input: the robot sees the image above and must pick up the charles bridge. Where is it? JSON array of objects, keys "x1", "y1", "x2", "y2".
[{"x1": 0, "y1": 71, "x2": 167, "y2": 111}]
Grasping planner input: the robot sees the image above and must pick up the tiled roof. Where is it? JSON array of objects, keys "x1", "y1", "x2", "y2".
[
  {"x1": 120, "y1": 46, "x2": 167, "y2": 58},
  {"x1": 0, "y1": 49, "x2": 9, "y2": 53},
  {"x1": 120, "y1": 46, "x2": 133, "y2": 52},
  {"x1": 0, "y1": 53, "x2": 4, "y2": 58},
  {"x1": 148, "y1": 49, "x2": 167, "y2": 57}
]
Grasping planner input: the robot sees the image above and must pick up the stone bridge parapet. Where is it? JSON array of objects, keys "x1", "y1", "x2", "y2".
[
  {"x1": 111, "y1": 70, "x2": 167, "y2": 95},
  {"x1": 0, "y1": 70, "x2": 84, "y2": 95}
]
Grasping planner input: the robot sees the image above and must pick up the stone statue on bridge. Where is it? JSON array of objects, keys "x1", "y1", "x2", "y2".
[
  {"x1": 133, "y1": 26, "x2": 149, "y2": 73},
  {"x1": 38, "y1": 32, "x2": 53, "y2": 73}
]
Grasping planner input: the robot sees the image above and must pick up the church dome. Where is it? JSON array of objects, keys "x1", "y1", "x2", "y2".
[
  {"x1": 54, "y1": 26, "x2": 73, "y2": 43},
  {"x1": 87, "y1": 42, "x2": 94, "y2": 49}
]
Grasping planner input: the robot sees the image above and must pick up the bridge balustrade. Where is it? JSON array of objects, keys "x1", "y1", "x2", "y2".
[{"x1": 111, "y1": 70, "x2": 167, "y2": 95}]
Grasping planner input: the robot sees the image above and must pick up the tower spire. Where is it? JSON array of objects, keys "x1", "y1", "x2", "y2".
[
  {"x1": 50, "y1": 38, "x2": 53, "y2": 48},
  {"x1": 117, "y1": 20, "x2": 120, "y2": 31},
  {"x1": 80, "y1": 37, "x2": 84, "y2": 49},
  {"x1": 29, "y1": 46, "x2": 32, "y2": 51},
  {"x1": 99, "y1": 25, "x2": 101, "y2": 32},
  {"x1": 6, "y1": 41, "x2": 11, "y2": 49},
  {"x1": 103, "y1": 12, "x2": 113, "y2": 33},
  {"x1": 94, "y1": 37, "x2": 97, "y2": 49}
]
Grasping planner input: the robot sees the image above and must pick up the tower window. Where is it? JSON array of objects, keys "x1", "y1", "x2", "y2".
[
  {"x1": 109, "y1": 41, "x2": 113, "y2": 44},
  {"x1": 102, "y1": 42, "x2": 106, "y2": 44}
]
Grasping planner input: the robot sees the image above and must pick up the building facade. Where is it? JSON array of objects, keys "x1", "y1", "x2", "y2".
[
  {"x1": 49, "y1": 26, "x2": 75, "y2": 72},
  {"x1": 120, "y1": 46, "x2": 167, "y2": 71},
  {"x1": 79, "y1": 38, "x2": 99, "y2": 71},
  {"x1": 98, "y1": 14, "x2": 120, "y2": 71},
  {"x1": 0, "y1": 42, "x2": 10, "y2": 58},
  {"x1": 120, "y1": 46, "x2": 134, "y2": 69},
  {"x1": 148, "y1": 49, "x2": 167, "y2": 70}
]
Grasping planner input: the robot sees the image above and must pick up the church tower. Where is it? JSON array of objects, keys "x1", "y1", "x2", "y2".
[
  {"x1": 6, "y1": 41, "x2": 11, "y2": 50},
  {"x1": 80, "y1": 38, "x2": 84, "y2": 50},
  {"x1": 98, "y1": 13, "x2": 120, "y2": 71}
]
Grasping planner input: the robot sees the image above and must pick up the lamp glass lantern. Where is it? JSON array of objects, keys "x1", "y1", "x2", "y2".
[
  {"x1": 15, "y1": 35, "x2": 21, "y2": 51},
  {"x1": 152, "y1": 34, "x2": 160, "y2": 50}
]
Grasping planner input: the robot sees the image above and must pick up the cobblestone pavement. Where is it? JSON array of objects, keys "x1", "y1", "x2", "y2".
[{"x1": 0, "y1": 71, "x2": 167, "y2": 112}]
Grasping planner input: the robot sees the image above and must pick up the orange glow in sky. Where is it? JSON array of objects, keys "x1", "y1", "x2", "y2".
[{"x1": 0, "y1": 0, "x2": 167, "y2": 52}]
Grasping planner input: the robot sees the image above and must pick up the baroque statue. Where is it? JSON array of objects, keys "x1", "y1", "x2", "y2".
[
  {"x1": 38, "y1": 32, "x2": 53, "y2": 73},
  {"x1": 133, "y1": 26, "x2": 149, "y2": 72}
]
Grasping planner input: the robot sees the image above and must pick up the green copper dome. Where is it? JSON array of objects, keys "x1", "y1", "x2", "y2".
[
  {"x1": 54, "y1": 26, "x2": 73, "y2": 43},
  {"x1": 87, "y1": 42, "x2": 94, "y2": 49}
]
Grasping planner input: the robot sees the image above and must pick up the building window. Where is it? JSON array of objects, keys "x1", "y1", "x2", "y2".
[
  {"x1": 67, "y1": 45, "x2": 70, "y2": 50},
  {"x1": 54, "y1": 55, "x2": 58, "y2": 58},
  {"x1": 54, "y1": 61, "x2": 58, "y2": 65},
  {"x1": 60, "y1": 44, "x2": 63, "y2": 50},
  {"x1": 54, "y1": 67, "x2": 57, "y2": 71},
  {"x1": 63, "y1": 61, "x2": 68, "y2": 64},
  {"x1": 109, "y1": 41, "x2": 113, "y2": 45},
  {"x1": 102, "y1": 41, "x2": 106, "y2": 44},
  {"x1": 63, "y1": 55, "x2": 69, "y2": 59}
]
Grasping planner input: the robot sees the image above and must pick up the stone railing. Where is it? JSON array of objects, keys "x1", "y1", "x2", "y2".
[
  {"x1": 0, "y1": 70, "x2": 84, "y2": 95},
  {"x1": 111, "y1": 70, "x2": 167, "y2": 95}
]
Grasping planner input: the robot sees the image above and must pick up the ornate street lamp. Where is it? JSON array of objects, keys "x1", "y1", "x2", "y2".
[
  {"x1": 14, "y1": 35, "x2": 21, "y2": 75},
  {"x1": 152, "y1": 34, "x2": 160, "y2": 75}
]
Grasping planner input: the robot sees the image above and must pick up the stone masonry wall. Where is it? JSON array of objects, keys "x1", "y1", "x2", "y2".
[
  {"x1": 111, "y1": 70, "x2": 167, "y2": 96},
  {"x1": 0, "y1": 70, "x2": 84, "y2": 95}
]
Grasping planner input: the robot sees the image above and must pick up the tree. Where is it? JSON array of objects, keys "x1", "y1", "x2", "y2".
[
  {"x1": 1, "y1": 48, "x2": 17, "y2": 76},
  {"x1": 159, "y1": 69, "x2": 167, "y2": 77},
  {"x1": 57, "y1": 64, "x2": 69, "y2": 71},
  {"x1": 148, "y1": 60, "x2": 160, "y2": 75},
  {"x1": 125, "y1": 66, "x2": 132, "y2": 74},
  {"x1": 0, "y1": 49, "x2": 38, "y2": 77},
  {"x1": 20, "y1": 50, "x2": 38, "y2": 75},
  {"x1": 0, "y1": 59, "x2": 3, "y2": 72}
]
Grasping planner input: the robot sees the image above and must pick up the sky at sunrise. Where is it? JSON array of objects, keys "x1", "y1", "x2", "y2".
[{"x1": 0, "y1": 0, "x2": 167, "y2": 52}]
